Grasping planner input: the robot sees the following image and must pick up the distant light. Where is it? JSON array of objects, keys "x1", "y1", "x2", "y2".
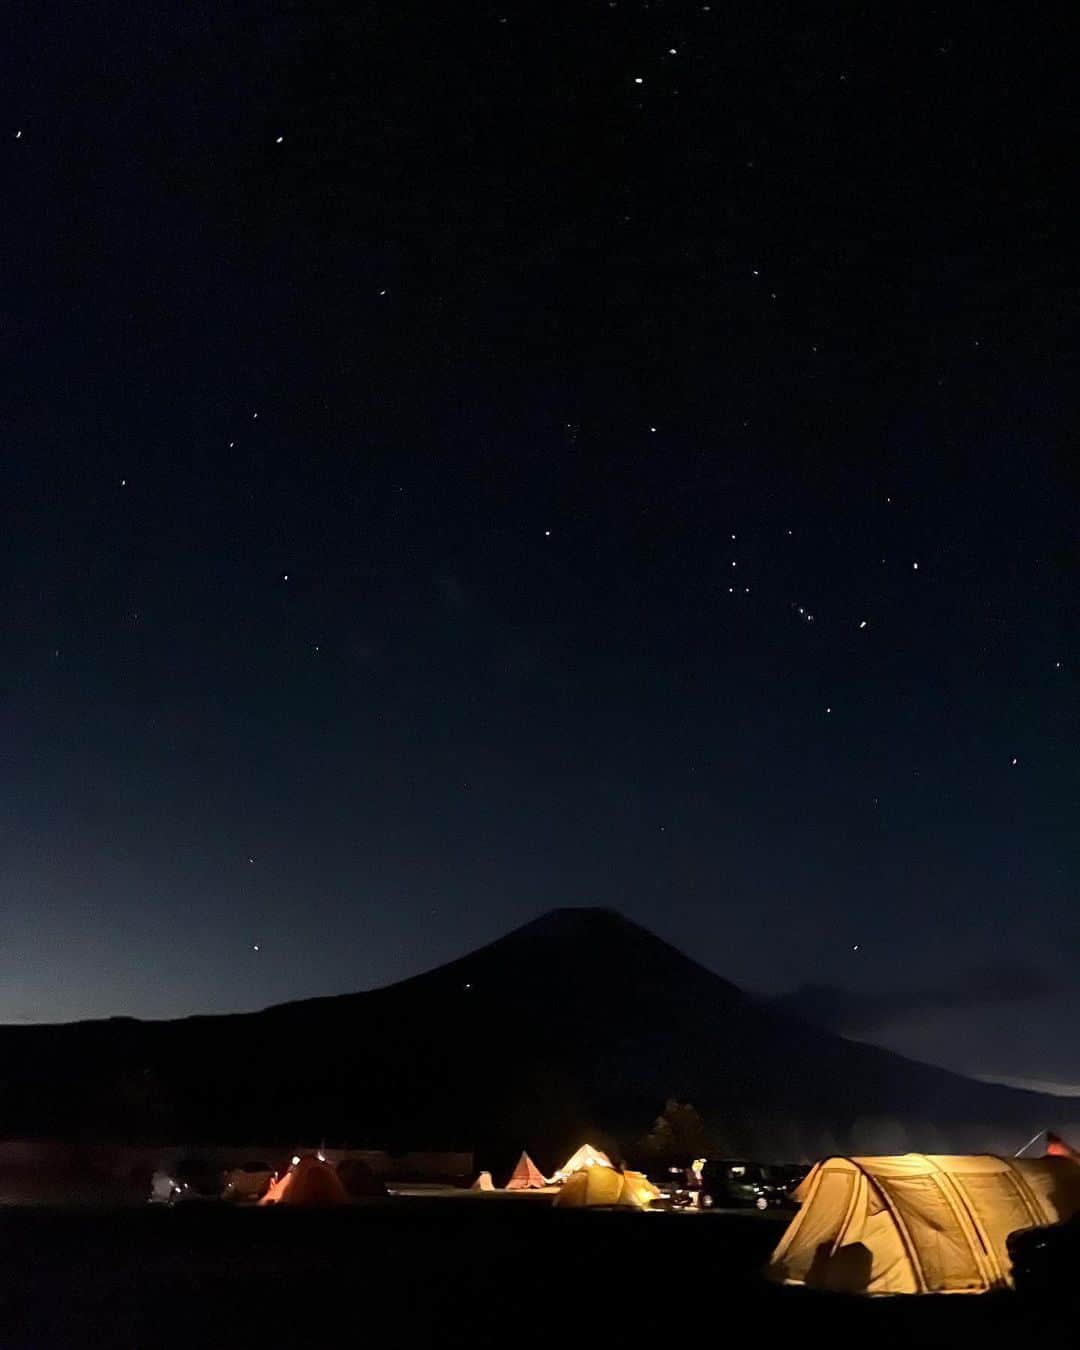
[
  {"x1": 379, "y1": 289, "x2": 386, "y2": 296},
  {"x1": 283, "y1": 574, "x2": 289, "y2": 581},
  {"x1": 464, "y1": 982, "x2": 472, "y2": 990},
  {"x1": 544, "y1": 529, "x2": 551, "y2": 536},
  {"x1": 668, "y1": 47, "x2": 677, "y2": 54},
  {"x1": 291, "y1": 1155, "x2": 300, "y2": 1167},
  {"x1": 912, "y1": 562, "x2": 919, "y2": 570},
  {"x1": 859, "y1": 620, "x2": 867, "y2": 629},
  {"x1": 275, "y1": 136, "x2": 284, "y2": 144},
  {"x1": 252, "y1": 944, "x2": 260, "y2": 952},
  {"x1": 316, "y1": 1151, "x2": 326, "y2": 1162},
  {"x1": 649, "y1": 425, "x2": 656, "y2": 432},
  {"x1": 15, "y1": 130, "x2": 22, "y2": 139},
  {"x1": 853, "y1": 944, "x2": 859, "y2": 951},
  {"x1": 252, "y1": 412, "x2": 258, "y2": 419},
  {"x1": 120, "y1": 479, "x2": 127, "y2": 487},
  {"x1": 634, "y1": 77, "x2": 643, "y2": 84},
  {"x1": 826, "y1": 707, "x2": 832, "y2": 714},
  {"x1": 1011, "y1": 757, "x2": 1018, "y2": 766}
]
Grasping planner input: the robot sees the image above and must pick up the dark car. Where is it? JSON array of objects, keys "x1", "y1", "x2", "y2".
[
  {"x1": 646, "y1": 1161, "x2": 698, "y2": 1209},
  {"x1": 149, "y1": 1158, "x2": 225, "y2": 1205},
  {"x1": 1007, "y1": 1214, "x2": 1080, "y2": 1293},
  {"x1": 223, "y1": 1161, "x2": 275, "y2": 1203},
  {"x1": 699, "y1": 1160, "x2": 793, "y2": 1210}
]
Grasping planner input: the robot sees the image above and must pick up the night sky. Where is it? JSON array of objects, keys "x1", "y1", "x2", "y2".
[{"x1": 3, "y1": 4, "x2": 1077, "y2": 1090}]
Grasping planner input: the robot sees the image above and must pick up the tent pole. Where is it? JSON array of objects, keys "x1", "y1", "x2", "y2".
[{"x1": 1013, "y1": 1128, "x2": 1045, "y2": 1158}]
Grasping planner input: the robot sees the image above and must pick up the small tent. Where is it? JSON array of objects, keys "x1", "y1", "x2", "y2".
[
  {"x1": 505, "y1": 1151, "x2": 548, "y2": 1190},
  {"x1": 1046, "y1": 1131, "x2": 1080, "y2": 1163},
  {"x1": 766, "y1": 1153, "x2": 1080, "y2": 1294},
  {"x1": 553, "y1": 1166, "x2": 658, "y2": 1210},
  {"x1": 551, "y1": 1144, "x2": 613, "y2": 1182},
  {"x1": 259, "y1": 1155, "x2": 349, "y2": 1207},
  {"x1": 471, "y1": 1170, "x2": 495, "y2": 1191}
]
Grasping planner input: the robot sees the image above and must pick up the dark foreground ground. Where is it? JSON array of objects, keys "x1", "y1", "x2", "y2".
[{"x1": 0, "y1": 1199, "x2": 1076, "y2": 1349}]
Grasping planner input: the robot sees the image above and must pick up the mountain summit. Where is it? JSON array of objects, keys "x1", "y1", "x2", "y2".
[{"x1": 0, "y1": 908, "x2": 1073, "y2": 1159}]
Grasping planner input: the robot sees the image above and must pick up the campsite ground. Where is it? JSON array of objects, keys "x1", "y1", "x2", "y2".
[{"x1": 0, "y1": 1197, "x2": 1075, "y2": 1348}]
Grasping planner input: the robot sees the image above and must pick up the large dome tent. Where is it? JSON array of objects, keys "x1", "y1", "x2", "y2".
[{"x1": 766, "y1": 1153, "x2": 1080, "y2": 1294}]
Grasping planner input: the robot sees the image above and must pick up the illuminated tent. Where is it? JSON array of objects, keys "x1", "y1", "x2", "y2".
[
  {"x1": 766, "y1": 1154, "x2": 1080, "y2": 1294},
  {"x1": 553, "y1": 1166, "x2": 658, "y2": 1209},
  {"x1": 259, "y1": 1155, "x2": 349, "y2": 1207},
  {"x1": 1046, "y1": 1131, "x2": 1080, "y2": 1163},
  {"x1": 551, "y1": 1143, "x2": 613, "y2": 1182},
  {"x1": 471, "y1": 1170, "x2": 495, "y2": 1191},
  {"x1": 505, "y1": 1151, "x2": 548, "y2": 1190}
]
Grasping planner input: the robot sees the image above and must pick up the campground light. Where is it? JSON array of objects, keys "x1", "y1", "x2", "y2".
[
  {"x1": 317, "y1": 1151, "x2": 326, "y2": 1162},
  {"x1": 291, "y1": 1155, "x2": 301, "y2": 1167}
]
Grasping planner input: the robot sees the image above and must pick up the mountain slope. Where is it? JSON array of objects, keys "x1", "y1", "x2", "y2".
[{"x1": 1, "y1": 908, "x2": 1074, "y2": 1160}]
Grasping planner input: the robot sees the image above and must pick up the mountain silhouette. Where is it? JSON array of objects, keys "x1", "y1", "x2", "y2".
[{"x1": 1, "y1": 908, "x2": 1074, "y2": 1161}]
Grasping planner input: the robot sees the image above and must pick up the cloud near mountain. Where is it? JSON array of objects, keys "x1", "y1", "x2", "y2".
[{"x1": 776, "y1": 961, "x2": 1060, "y2": 1034}]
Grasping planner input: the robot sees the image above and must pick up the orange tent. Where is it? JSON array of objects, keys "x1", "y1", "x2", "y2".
[
  {"x1": 471, "y1": 1170, "x2": 495, "y2": 1191},
  {"x1": 505, "y1": 1151, "x2": 548, "y2": 1190},
  {"x1": 1046, "y1": 1131, "x2": 1080, "y2": 1163},
  {"x1": 259, "y1": 1155, "x2": 349, "y2": 1207}
]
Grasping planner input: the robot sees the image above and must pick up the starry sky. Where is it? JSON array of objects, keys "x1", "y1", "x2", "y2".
[{"x1": 2, "y1": 3, "x2": 1077, "y2": 1089}]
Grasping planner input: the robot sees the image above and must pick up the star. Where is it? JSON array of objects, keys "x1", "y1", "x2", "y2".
[
  {"x1": 668, "y1": 47, "x2": 677, "y2": 54},
  {"x1": 649, "y1": 425, "x2": 656, "y2": 432},
  {"x1": 859, "y1": 620, "x2": 867, "y2": 629},
  {"x1": 120, "y1": 479, "x2": 127, "y2": 487},
  {"x1": 634, "y1": 77, "x2": 643, "y2": 85},
  {"x1": 252, "y1": 412, "x2": 259, "y2": 420},
  {"x1": 275, "y1": 136, "x2": 284, "y2": 144},
  {"x1": 229, "y1": 441, "x2": 235, "y2": 448},
  {"x1": 826, "y1": 706, "x2": 832, "y2": 713},
  {"x1": 912, "y1": 562, "x2": 919, "y2": 570},
  {"x1": 313, "y1": 645, "x2": 320, "y2": 653},
  {"x1": 1011, "y1": 757, "x2": 1018, "y2": 766},
  {"x1": 544, "y1": 529, "x2": 551, "y2": 536},
  {"x1": 283, "y1": 574, "x2": 289, "y2": 581},
  {"x1": 852, "y1": 944, "x2": 859, "y2": 952},
  {"x1": 15, "y1": 129, "x2": 22, "y2": 139},
  {"x1": 253, "y1": 944, "x2": 260, "y2": 952}
]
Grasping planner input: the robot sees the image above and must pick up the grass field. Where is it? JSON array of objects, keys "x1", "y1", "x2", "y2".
[{"x1": 0, "y1": 1197, "x2": 1075, "y2": 1348}]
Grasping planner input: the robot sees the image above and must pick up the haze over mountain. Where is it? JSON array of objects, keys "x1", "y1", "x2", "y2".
[{"x1": 2, "y1": 909, "x2": 1074, "y2": 1163}]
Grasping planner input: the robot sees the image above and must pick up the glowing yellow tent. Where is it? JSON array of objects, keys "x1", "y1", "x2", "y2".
[
  {"x1": 551, "y1": 1143, "x2": 613, "y2": 1182},
  {"x1": 553, "y1": 1166, "x2": 659, "y2": 1209},
  {"x1": 766, "y1": 1153, "x2": 1080, "y2": 1294}
]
